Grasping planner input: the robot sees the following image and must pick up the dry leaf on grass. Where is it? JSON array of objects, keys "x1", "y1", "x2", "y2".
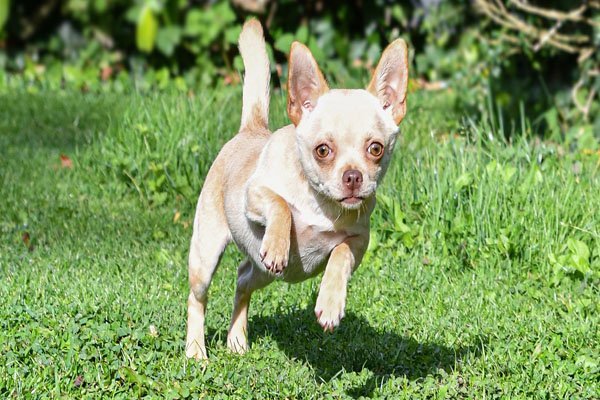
[
  {"x1": 60, "y1": 154, "x2": 73, "y2": 169},
  {"x1": 22, "y1": 232, "x2": 34, "y2": 252}
]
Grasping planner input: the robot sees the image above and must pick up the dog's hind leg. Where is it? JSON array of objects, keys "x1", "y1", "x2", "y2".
[
  {"x1": 186, "y1": 189, "x2": 231, "y2": 360},
  {"x1": 227, "y1": 259, "x2": 274, "y2": 354}
]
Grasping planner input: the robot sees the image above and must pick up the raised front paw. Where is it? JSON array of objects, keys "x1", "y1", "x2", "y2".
[
  {"x1": 314, "y1": 288, "x2": 346, "y2": 332},
  {"x1": 259, "y1": 232, "x2": 289, "y2": 274}
]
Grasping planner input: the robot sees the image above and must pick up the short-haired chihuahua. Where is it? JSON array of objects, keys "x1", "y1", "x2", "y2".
[{"x1": 186, "y1": 19, "x2": 408, "y2": 359}]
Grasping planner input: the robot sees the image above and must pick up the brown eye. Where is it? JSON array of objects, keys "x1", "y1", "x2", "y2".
[
  {"x1": 368, "y1": 142, "x2": 384, "y2": 157},
  {"x1": 315, "y1": 144, "x2": 331, "y2": 159}
]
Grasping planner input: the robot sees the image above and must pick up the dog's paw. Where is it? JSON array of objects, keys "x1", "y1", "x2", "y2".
[
  {"x1": 227, "y1": 329, "x2": 248, "y2": 355},
  {"x1": 185, "y1": 339, "x2": 208, "y2": 360},
  {"x1": 259, "y1": 232, "x2": 289, "y2": 274},
  {"x1": 314, "y1": 289, "x2": 346, "y2": 332}
]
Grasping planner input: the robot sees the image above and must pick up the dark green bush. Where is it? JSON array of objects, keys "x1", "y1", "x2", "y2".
[{"x1": 0, "y1": 0, "x2": 598, "y2": 139}]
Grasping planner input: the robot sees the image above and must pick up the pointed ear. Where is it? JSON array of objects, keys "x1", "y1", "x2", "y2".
[
  {"x1": 367, "y1": 39, "x2": 409, "y2": 125},
  {"x1": 287, "y1": 42, "x2": 329, "y2": 126}
]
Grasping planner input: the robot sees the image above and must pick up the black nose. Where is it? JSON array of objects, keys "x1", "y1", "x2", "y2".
[{"x1": 342, "y1": 169, "x2": 363, "y2": 190}]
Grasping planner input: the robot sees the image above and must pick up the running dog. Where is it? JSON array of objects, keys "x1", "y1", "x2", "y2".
[{"x1": 186, "y1": 19, "x2": 408, "y2": 359}]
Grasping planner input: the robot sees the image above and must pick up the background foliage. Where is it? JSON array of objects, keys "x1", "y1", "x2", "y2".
[{"x1": 0, "y1": 0, "x2": 598, "y2": 140}]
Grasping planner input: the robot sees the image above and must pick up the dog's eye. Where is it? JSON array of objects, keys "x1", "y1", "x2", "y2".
[
  {"x1": 315, "y1": 144, "x2": 331, "y2": 158},
  {"x1": 367, "y1": 142, "x2": 384, "y2": 157}
]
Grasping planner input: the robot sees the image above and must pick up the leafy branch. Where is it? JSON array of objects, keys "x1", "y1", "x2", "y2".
[{"x1": 474, "y1": 0, "x2": 599, "y2": 120}]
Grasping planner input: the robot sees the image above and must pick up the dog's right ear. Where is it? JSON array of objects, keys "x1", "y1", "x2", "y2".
[{"x1": 287, "y1": 42, "x2": 329, "y2": 126}]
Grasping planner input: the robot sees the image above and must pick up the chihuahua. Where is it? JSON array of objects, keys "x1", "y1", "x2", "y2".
[{"x1": 185, "y1": 19, "x2": 408, "y2": 359}]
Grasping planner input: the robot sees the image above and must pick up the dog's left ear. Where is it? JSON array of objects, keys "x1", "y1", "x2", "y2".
[{"x1": 367, "y1": 39, "x2": 409, "y2": 125}]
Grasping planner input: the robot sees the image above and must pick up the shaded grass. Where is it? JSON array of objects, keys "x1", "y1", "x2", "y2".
[{"x1": 0, "y1": 86, "x2": 598, "y2": 398}]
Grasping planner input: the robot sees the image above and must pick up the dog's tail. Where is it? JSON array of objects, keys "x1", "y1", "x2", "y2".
[{"x1": 238, "y1": 19, "x2": 270, "y2": 133}]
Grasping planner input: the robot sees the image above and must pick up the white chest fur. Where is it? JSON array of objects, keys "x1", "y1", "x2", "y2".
[{"x1": 249, "y1": 131, "x2": 369, "y2": 281}]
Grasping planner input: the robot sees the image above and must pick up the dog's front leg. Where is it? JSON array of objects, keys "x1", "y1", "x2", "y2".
[
  {"x1": 315, "y1": 236, "x2": 367, "y2": 331},
  {"x1": 246, "y1": 186, "x2": 291, "y2": 274}
]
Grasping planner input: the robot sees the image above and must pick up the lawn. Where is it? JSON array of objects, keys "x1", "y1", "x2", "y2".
[{"x1": 0, "y1": 85, "x2": 598, "y2": 399}]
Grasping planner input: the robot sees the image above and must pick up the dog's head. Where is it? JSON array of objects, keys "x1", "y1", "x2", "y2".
[{"x1": 287, "y1": 40, "x2": 408, "y2": 210}]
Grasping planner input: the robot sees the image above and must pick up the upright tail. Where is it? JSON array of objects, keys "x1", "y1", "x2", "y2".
[{"x1": 238, "y1": 19, "x2": 270, "y2": 132}]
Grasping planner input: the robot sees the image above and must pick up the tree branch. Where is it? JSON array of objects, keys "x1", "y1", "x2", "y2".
[
  {"x1": 509, "y1": 0, "x2": 588, "y2": 23},
  {"x1": 475, "y1": 0, "x2": 592, "y2": 54}
]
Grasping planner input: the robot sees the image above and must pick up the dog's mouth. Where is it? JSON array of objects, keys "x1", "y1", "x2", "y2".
[{"x1": 339, "y1": 196, "x2": 364, "y2": 207}]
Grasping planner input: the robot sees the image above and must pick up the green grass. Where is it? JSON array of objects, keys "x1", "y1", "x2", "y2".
[{"x1": 0, "y1": 85, "x2": 598, "y2": 399}]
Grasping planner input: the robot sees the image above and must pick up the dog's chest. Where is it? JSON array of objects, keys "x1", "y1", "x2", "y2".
[
  {"x1": 294, "y1": 213, "x2": 347, "y2": 253},
  {"x1": 280, "y1": 208, "x2": 355, "y2": 282}
]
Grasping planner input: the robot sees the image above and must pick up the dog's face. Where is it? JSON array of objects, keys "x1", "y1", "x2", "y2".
[
  {"x1": 287, "y1": 41, "x2": 409, "y2": 210},
  {"x1": 295, "y1": 90, "x2": 399, "y2": 209}
]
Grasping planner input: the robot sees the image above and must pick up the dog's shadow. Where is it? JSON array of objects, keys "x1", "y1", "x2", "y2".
[{"x1": 249, "y1": 306, "x2": 481, "y2": 397}]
